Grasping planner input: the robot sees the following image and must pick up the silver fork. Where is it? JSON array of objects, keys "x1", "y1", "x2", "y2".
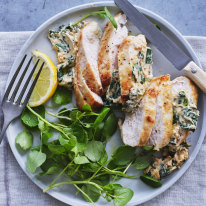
[{"x1": 0, "y1": 54, "x2": 44, "y2": 143}]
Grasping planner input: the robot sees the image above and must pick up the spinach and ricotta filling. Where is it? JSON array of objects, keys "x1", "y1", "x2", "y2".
[
  {"x1": 173, "y1": 90, "x2": 199, "y2": 131},
  {"x1": 123, "y1": 48, "x2": 153, "y2": 112},
  {"x1": 105, "y1": 71, "x2": 122, "y2": 106},
  {"x1": 48, "y1": 22, "x2": 84, "y2": 89},
  {"x1": 144, "y1": 141, "x2": 189, "y2": 180}
]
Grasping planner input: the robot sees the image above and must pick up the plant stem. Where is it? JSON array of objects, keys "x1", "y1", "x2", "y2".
[
  {"x1": 27, "y1": 105, "x2": 69, "y2": 138},
  {"x1": 72, "y1": 11, "x2": 106, "y2": 26},
  {"x1": 46, "y1": 110, "x2": 72, "y2": 121},
  {"x1": 44, "y1": 162, "x2": 71, "y2": 192},
  {"x1": 73, "y1": 184, "x2": 95, "y2": 206}
]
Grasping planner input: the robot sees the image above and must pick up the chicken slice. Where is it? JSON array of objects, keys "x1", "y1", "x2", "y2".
[
  {"x1": 74, "y1": 21, "x2": 103, "y2": 110},
  {"x1": 118, "y1": 35, "x2": 153, "y2": 112},
  {"x1": 78, "y1": 21, "x2": 103, "y2": 96},
  {"x1": 171, "y1": 76, "x2": 199, "y2": 145},
  {"x1": 98, "y1": 13, "x2": 128, "y2": 93},
  {"x1": 119, "y1": 77, "x2": 159, "y2": 146},
  {"x1": 148, "y1": 75, "x2": 173, "y2": 150}
]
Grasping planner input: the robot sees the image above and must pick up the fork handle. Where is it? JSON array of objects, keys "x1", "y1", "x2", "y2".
[{"x1": 0, "y1": 118, "x2": 11, "y2": 144}]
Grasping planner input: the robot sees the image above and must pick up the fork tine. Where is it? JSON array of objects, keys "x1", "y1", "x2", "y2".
[
  {"x1": 22, "y1": 62, "x2": 45, "y2": 106},
  {"x1": 9, "y1": 56, "x2": 33, "y2": 102},
  {"x1": 2, "y1": 54, "x2": 27, "y2": 103},
  {"x1": 16, "y1": 59, "x2": 40, "y2": 104}
]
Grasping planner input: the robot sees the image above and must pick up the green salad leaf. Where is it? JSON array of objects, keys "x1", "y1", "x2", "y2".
[
  {"x1": 52, "y1": 86, "x2": 72, "y2": 105},
  {"x1": 74, "y1": 155, "x2": 90, "y2": 164},
  {"x1": 133, "y1": 154, "x2": 152, "y2": 170},
  {"x1": 140, "y1": 175, "x2": 162, "y2": 188},
  {"x1": 84, "y1": 140, "x2": 104, "y2": 162},
  {"x1": 112, "y1": 145, "x2": 136, "y2": 166},
  {"x1": 21, "y1": 105, "x2": 45, "y2": 127},
  {"x1": 81, "y1": 184, "x2": 101, "y2": 202},
  {"x1": 15, "y1": 131, "x2": 33, "y2": 150},
  {"x1": 27, "y1": 151, "x2": 46, "y2": 173}
]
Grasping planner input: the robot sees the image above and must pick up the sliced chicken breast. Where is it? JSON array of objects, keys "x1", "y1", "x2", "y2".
[
  {"x1": 171, "y1": 76, "x2": 199, "y2": 145},
  {"x1": 118, "y1": 35, "x2": 153, "y2": 112},
  {"x1": 119, "y1": 77, "x2": 159, "y2": 146},
  {"x1": 78, "y1": 21, "x2": 103, "y2": 96},
  {"x1": 98, "y1": 13, "x2": 128, "y2": 92},
  {"x1": 74, "y1": 21, "x2": 103, "y2": 110},
  {"x1": 73, "y1": 71, "x2": 87, "y2": 109},
  {"x1": 148, "y1": 75, "x2": 173, "y2": 150}
]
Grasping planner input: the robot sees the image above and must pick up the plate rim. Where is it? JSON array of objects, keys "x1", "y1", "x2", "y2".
[{"x1": 6, "y1": 1, "x2": 206, "y2": 206}]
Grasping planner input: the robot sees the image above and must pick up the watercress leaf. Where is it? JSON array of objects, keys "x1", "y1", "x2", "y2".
[
  {"x1": 82, "y1": 104, "x2": 92, "y2": 112},
  {"x1": 81, "y1": 184, "x2": 101, "y2": 202},
  {"x1": 103, "y1": 113, "x2": 117, "y2": 138},
  {"x1": 38, "y1": 119, "x2": 49, "y2": 133},
  {"x1": 81, "y1": 162, "x2": 100, "y2": 173},
  {"x1": 52, "y1": 86, "x2": 72, "y2": 105},
  {"x1": 59, "y1": 134, "x2": 77, "y2": 152},
  {"x1": 21, "y1": 106, "x2": 45, "y2": 127},
  {"x1": 27, "y1": 151, "x2": 46, "y2": 174},
  {"x1": 40, "y1": 159, "x2": 60, "y2": 176},
  {"x1": 107, "y1": 160, "x2": 118, "y2": 170},
  {"x1": 113, "y1": 187, "x2": 134, "y2": 206},
  {"x1": 69, "y1": 110, "x2": 82, "y2": 121},
  {"x1": 94, "y1": 174, "x2": 110, "y2": 186},
  {"x1": 94, "y1": 122, "x2": 104, "y2": 140},
  {"x1": 84, "y1": 140, "x2": 104, "y2": 162},
  {"x1": 15, "y1": 131, "x2": 33, "y2": 150},
  {"x1": 21, "y1": 109, "x2": 38, "y2": 127},
  {"x1": 48, "y1": 144, "x2": 66, "y2": 155},
  {"x1": 140, "y1": 175, "x2": 162, "y2": 188},
  {"x1": 70, "y1": 125, "x2": 88, "y2": 152},
  {"x1": 133, "y1": 154, "x2": 152, "y2": 170},
  {"x1": 142, "y1": 145, "x2": 153, "y2": 151},
  {"x1": 104, "y1": 183, "x2": 122, "y2": 194},
  {"x1": 112, "y1": 145, "x2": 136, "y2": 166},
  {"x1": 31, "y1": 145, "x2": 40, "y2": 151},
  {"x1": 42, "y1": 132, "x2": 53, "y2": 145},
  {"x1": 99, "y1": 150, "x2": 108, "y2": 165},
  {"x1": 104, "y1": 7, "x2": 117, "y2": 29},
  {"x1": 74, "y1": 155, "x2": 90, "y2": 164},
  {"x1": 93, "y1": 107, "x2": 110, "y2": 129},
  {"x1": 34, "y1": 105, "x2": 46, "y2": 117}
]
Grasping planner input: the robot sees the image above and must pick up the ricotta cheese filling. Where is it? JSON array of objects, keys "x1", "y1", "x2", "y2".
[
  {"x1": 48, "y1": 22, "x2": 84, "y2": 89},
  {"x1": 173, "y1": 90, "x2": 199, "y2": 131},
  {"x1": 123, "y1": 48, "x2": 153, "y2": 112}
]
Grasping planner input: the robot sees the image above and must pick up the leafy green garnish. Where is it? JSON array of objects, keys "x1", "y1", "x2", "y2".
[
  {"x1": 81, "y1": 184, "x2": 101, "y2": 202},
  {"x1": 84, "y1": 140, "x2": 104, "y2": 162},
  {"x1": 21, "y1": 106, "x2": 45, "y2": 127},
  {"x1": 40, "y1": 159, "x2": 60, "y2": 176},
  {"x1": 133, "y1": 154, "x2": 152, "y2": 169},
  {"x1": 15, "y1": 131, "x2": 33, "y2": 150},
  {"x1": 17, "y1": 101, "x2": 162, "y2": 206},
  {"x1": 72, "y1": 7, "x2": 117, "y2": 29},
  {"x1": 27, "y1": 151, "x2": 46, "y2": 173},
  {"x1": 103, "y1": 113, "x2": 118, "y2": 138},
  {"x1": 74, "y1": 155, "x2": 90, "y2": 164},
  {"x1": 140, "y1": 175, "x2": 162, "y2": 188},
  {"x1": 112, "y1": 145, "x2": 136, "y2": 166},
  {"x1": 113, "y1": 187, "x2": 134, "y2": 206},
  {"x1": 52, "y1": 86, "x2": 72, "y2": 105},
  {"x1": 104, "y1": 7, "x2": 117, "y2": 29}
]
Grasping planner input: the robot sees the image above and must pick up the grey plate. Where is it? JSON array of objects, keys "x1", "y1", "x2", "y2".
[{"x1": 6, "y1": 1, "x2": 206, "y2": 206}]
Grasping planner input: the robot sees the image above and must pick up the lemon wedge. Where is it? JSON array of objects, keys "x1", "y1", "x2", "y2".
[{"x1": 29, "y1": 50, "x2": 58, "y2": 107}]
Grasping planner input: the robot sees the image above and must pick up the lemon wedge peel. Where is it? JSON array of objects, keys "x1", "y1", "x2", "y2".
[{"x1": 29, "y1": 50, "x2": 58, "y2": 107}]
